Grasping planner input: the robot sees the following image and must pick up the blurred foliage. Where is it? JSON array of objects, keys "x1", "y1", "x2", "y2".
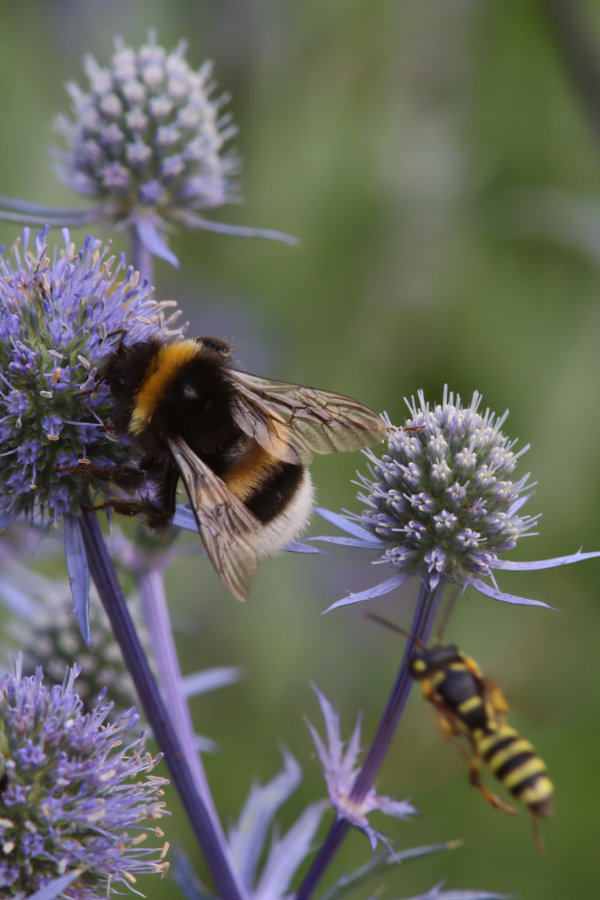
[{"x1": 1, "y1": 0, "x2": 600, "y2": 898}]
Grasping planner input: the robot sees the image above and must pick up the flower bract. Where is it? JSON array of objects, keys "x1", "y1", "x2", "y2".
[{"x1": 306, "y1": 687, "x2": 416, "y2": 850}]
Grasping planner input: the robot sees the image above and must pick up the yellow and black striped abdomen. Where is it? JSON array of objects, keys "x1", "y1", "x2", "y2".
[{"x1": 476, "y1": 725, "x2": 554, "y2": 818}]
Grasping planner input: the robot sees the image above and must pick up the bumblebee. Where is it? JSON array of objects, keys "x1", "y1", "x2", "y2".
[
  {"x1": 76, "y1": 335, "x2": 387, "y2": 600},
  {"x1": 368, "y1": 615, "x2": 554, "y2": 850}
]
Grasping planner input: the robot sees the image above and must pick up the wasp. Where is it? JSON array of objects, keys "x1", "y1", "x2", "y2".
[{"x1": 368, "y1": 614, "x2": 554, "y2": 850}]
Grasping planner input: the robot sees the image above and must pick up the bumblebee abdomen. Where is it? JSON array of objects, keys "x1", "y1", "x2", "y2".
[
  {"x1": 256, "y1": 466, "x2": 314, "y2": 557},
  {"x1": 223, "y1": 442, "x2": 308, "y2": 522}
]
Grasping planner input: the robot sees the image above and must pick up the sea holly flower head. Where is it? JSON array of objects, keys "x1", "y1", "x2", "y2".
[
  {"x1": 53, "y1": 31, "x2": 239, "y2": 263},
  {"x1": 317, "y1": 387, "x2": 600, "y2": 610},
  {"x1": 0, "y1": 226, "x2": 183, "y2": 528},
  {"x1": 55, "y1": 33, "x2": 237, "y2": 226},
  {"x1": 0, "y1": 558, "x2": 146, "y2": 720},
  {"x1": 306, "y1": 687, "x2": 416, "y2": 851},
  {"x1": 0, "y1": 656, "x2": 169, "y2": 897},
  {"x1": 361, "y1": 389, "x2": 535, "y2": 588}
]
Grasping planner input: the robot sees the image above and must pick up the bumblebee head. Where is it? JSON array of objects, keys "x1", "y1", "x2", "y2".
[
  {"x1": 195, "y1": 335, "x2": 233, "y2": 361},
  {"x1": 101, "y1": 339, "x2": 163, "y2": 409}
]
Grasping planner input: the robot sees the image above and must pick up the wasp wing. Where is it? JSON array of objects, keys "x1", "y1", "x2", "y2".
[
  {"x1": 167, "y1": 437, "x2": 259, "y2": 601},
  {"x1": 227, "y1": 370, "x2": 388, "y2": 465}
]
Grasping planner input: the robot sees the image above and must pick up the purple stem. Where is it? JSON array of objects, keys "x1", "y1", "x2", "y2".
[
  {"x1": 138, "y1": 565, "x2": 244, "y2": 885},
  {"x1": 80, "y1": 509, "x2": 247, "y2": 900},
  {"x1": 296, "y1": 580, "x2": 444, "y2": 900},
  {"x1": 129, "y1": 224, "x2": 154, "y2": 284}
]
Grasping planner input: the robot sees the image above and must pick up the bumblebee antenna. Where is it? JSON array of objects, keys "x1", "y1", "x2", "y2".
[
  {"x1": 366, "y1": 612, "x2": 427, "y2": 650},
  {"x1": 99, "y1": 327, "x2": 128, "y2": 352}
]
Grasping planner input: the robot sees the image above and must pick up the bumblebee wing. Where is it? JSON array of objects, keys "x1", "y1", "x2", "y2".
[
  {"x1": 167, "y1": 437, "x2": 259, "y2": 601},
  {"x1": 227, "y1": 369, "x2": 388, "y2": 465}
]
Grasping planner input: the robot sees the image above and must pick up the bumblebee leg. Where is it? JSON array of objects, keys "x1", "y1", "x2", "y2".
[
  {"x1": 153, "y1": 463, "x2": 179, "y2": 519},
  {"x1": 86, "y1": 497, "x2": 174, "y2": 530},
  {"x1": 468, "y1": 756, "x2": 518, "y2": 815},
  {"x1": 57, "y1": 461, "x2": 147, "y2": 491}
]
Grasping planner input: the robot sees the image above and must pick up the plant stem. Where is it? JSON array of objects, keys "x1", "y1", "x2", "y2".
[
  {"x1": 296, "y1": 581, "x2": 443, "y2": 900},
  {"x1": 138, "y1": 565, "x2": 237, "y2": 853},
  {"x1": 129, "y1": 224, "x2": 154, "y2": 283},
  {"x1": 80, "y1": 509, "x2": 247, "y2": 900}
]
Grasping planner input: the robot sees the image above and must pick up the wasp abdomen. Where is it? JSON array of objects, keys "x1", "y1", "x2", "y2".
[{"x1": 476, "y1": 725, "x2": 554, "y2": 818}]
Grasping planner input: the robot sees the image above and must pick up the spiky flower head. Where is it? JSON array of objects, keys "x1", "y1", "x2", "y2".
[
  {"x1": 1, "y1": 560, "x2": 145, "y2": 719},
  {"x1": 0, "y1": 226, "x2": 183, "y2": 528},
  {"x1": 318, "y1": 387, "x2": 600, "y2": 609},
  {"x1": 54, "y1": 32, "x2": 237, "y2": 238},
  {"x1": 362, "y1": 389, "x2": 534, "y2": 589},
  {"x1": 0, "y1": 657, "x2": 168, "y2": 897}
]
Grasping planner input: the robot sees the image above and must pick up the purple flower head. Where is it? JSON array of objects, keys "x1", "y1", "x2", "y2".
[
  {"x1": 0, "y1": 656, "x2": 169, "y2": 898},
  {"x1": 0, "y1": 226, "x2": 184, "y2": 528},
  {"x1": 53, "y1": 31, "x2": 239, "y2": 261},
  {"x1": 316, "y1": 387, "x2": 600, "y2": 610}
]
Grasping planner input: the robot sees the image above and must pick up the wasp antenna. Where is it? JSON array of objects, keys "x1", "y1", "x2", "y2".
[{"x1": 365, "y1": 612, "x2": 426, "y2": 649}]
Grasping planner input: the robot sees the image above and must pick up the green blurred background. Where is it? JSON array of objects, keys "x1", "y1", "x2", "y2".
[{"x1": 1, "y1": 1, "x2": 599, "y2": 898}]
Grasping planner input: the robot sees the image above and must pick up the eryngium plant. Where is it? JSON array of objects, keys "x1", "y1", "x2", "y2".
[
  {"x1": 0, "y1": 657, "x2": 168, "y2": 897},
  {"x1": 0, "y1": 227, "x2": 183, "y2": 528},
  {"x1": 317, "y1": 388, "x2": 600, "y2": 610},
  {"x1": 54, "y1": 32, "x2": 237, "y2": 243}
]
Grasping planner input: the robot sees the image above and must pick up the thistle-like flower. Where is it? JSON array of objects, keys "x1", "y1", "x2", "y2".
[
  {"x1": 0, "y1": 226, "x2": 183, "y2": 638},
  {"x1": 0, "y1": 657, "x2": 169, "y2": 897},
  {"x1": 0, "y1": 226, "x2": 182, "y2": 529},
  {"x1": 316, "y1": 387, "x2": 600, "y2": 609},
  {"x1": 0, "y1": 558, "x2": 144, "y2": 718},
  {"x1": 52, "y1": 32, "x2": 238, "y2": 264}
]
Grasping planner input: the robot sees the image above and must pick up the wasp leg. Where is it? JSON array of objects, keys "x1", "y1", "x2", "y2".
[
  {"x1": 468, "y1": 755, "x2": 518, "y2": 815},
  {"x1": 435, "y1": 715, "x2": 473, "y2": 763},
  {"x1": 488, "y1": 683, "x2": 509, "y2": 719},
  {"x1": 531, "y1": 813, "x2": 546, "y2": 853}
]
